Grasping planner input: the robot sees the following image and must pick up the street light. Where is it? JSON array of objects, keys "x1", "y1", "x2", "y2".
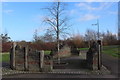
[
  {"x1": 92, "y1": 19, "x2": 100, "y2": 40},
  {"x1": 92, "y1": 19, "x2": 101, "y2": 70}
]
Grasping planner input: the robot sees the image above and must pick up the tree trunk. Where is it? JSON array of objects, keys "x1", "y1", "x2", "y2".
[
  {"x1": 56, "y1": 29, "x2": 60, "y2": 62},
  {"x1": 56, "y1": 2, "x2": 60, "y2": 64}
]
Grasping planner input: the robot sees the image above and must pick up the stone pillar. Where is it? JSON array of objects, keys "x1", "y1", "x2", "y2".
[
  {"x1": 97, "y1": 40, "x2": 102, "y2": 70},
  {"x1": 50, "y1": 59, "x2": 53, "y2": 71},
  {"x1": 39, "y1": 50, "x2": 44, "y2": 71},
  {"x1": 92, "y1": 53, "x2": 98, "y2": 70},
  {"x1": 25, "y1": 46, "x2": 28, "y2": 71},
  {"x1": 87, "y1": 41, "x2": 101, "y2": 70},
  {"x1": 10, "y1": 47, "x2": 13, "y2": 69},
  {"x1": 10, "y1": 42, "x2": 16, "y2": 69}
]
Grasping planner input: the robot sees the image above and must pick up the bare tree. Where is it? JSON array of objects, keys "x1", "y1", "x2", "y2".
[
  {"x1": 43, "y1": 1, "x2": 70, "y2": 63},
  {"x1": 33, "y1": 29, "x2": 43, "y2": 43},
  {"x1": 33, "y1": 29, "x2": 38, "y2": 42},
  {"x1": 70, "y1": 34, "x2": 84, "y2": 48},
  {"x1": 101, "y1": 30, "x2": 117, "y2": 45},
  {"x1": 43, "y1": 29, "x2": 55, "y2": 42},
  {"x1": 85, "y1": 29, "x2": 98, "y2": 47},
  {"x1": 85, "y1": 29, "x2": 98, "y2": 41},
  {"x1": 0, "y1": 33, "x2": 11, "y2": 43}
]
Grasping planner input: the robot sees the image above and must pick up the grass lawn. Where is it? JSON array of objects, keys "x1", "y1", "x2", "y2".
[
  {"x1": 0, "y1": 52, "x2": 10, "y2": 62},
  {"x1": 102, "y1": 45, "x2": 119, "y2": 58},
  {"x1": 0, "y1": 51, "x2": 51, "y2": 62},
  {"x1": 0, "y1": 50, "x2": 69, "y2": 62},
  {"x1": 79, "y1": 45, "x2": 119, "y2": 58},
  {"x1": 78, "y1": 47, "x2": 89, "y2": 50},
  {"x1": 44, "y1": 50, "x2": 51, "y2": 55}
]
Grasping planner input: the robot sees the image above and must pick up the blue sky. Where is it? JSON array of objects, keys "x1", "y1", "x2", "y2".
[{"x1": 2, "y1": 2, "x2": 118, "y2": 41}]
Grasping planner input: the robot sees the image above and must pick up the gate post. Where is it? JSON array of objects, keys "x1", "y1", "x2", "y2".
[
  {"x1": 25, "y1": 46, "x2": 28, "y2": 71},
  {"x1": 10, "y1": 42, "x2": 16, "y2": 69},
  {"x1": 39, "y1": 50, "x2": 44, "y2": 71},
  {"x1": 97, "y1": 40, "x2": 102, "y2": 70}
]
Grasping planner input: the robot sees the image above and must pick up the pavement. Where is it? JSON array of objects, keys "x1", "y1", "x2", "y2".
[
  {"x1": 102, "y1": 53, "x2": 120, "y2": 77},
  {"x1": 2, "y1": 73, "x2": 118, "y2": 78}
]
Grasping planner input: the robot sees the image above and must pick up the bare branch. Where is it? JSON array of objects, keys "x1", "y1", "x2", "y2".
[
  {"x1": 42, "y1": 8, "x2": 56, "y2": 17},
  {"x1": 43, "y1": 17, "x2": 57, "y2": 32},
  {"x1": 42, "y1": 2, "x2": 71, "y2": 55}
]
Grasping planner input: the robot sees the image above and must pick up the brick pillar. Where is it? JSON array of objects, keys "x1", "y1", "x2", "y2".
[{"x1": 25, "y1": 46, "x2": 28, "y2": 71}]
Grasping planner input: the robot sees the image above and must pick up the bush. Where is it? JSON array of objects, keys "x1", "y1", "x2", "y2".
[{"x1": 2, "y1": 42, "x2": 12, "y2": 52}]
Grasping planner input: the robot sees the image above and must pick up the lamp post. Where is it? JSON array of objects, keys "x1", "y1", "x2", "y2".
[
  {"x1": 92, "y1": 19, "x2": 101, "y2": 70},
  {"x1": 92, "y1": 19, "x2": 100, "y2": 40}
]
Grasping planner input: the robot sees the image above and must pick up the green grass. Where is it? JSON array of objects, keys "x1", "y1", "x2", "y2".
[
  {"x1": 44, "y1": 51, "x2": 51, "y2": 55},
  {"x1": 0, "y1": 52, "x2": 10, "y2": 62},
  {"x1": 77, "y1": 47, "x2": 89, "y2": 50},
  {"x1": 102, "y1": 45, "x2": 119, "y2": 58},
  {"x1": 0, "y1": 51, "x2": 51, "y2": 62},
  {"x1": 78, "y1": 45, "x2": 119, "y2": 58}
]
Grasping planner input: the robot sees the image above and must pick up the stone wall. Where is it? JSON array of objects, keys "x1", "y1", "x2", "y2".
[
  {"x1": 53, "y1": 45, "x2": 71, "y2": 58},
  {"x1": 10, "y1": 42, "x2": 48, "y2": 71},
  {"x1": 15, "y1": 45, "x2": 25, "y2": 70},
  {"x1": 43, "y1": 57, "x2": 53, "y2": 72},
  {"x1": 28, "y1": 50, "x2": 40, "y2": 71}
]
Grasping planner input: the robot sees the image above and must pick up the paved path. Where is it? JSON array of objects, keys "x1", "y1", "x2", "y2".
[
  {"x1": 102, "y1": 53, "x2": 120, "y2": 77},
  {"x1": 2, "y1": 73, "x2": 117, "y2": 78},
  {"x1": 57, "y1": 56, "x2": 87, "y2": 69},
  {"x1": 2, "y1": 52, "x2": 120, "y2": 79}
]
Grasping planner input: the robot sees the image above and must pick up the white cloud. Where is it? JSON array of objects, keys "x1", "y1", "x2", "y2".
[
  {"x1": 33, "y1": 15, "x2": 45, "y2": 23},
  {"x1": 80, "y1": 14, "x2": 100, "y2": 21},
  {"x1": 1, "y1": 0, "x2": 119, "y2": 2},
  {"x1": 109, "y1": 11, "x2": 118, "y2": 15},
  {"x1": 85, "y1": 0, "x2": 104, "y2": 2},
  {"x1": 3, "y1": 10, "x2": 13, "y2": 14},
  {"x1": 76, "y1": 3, "x2": 97, "y2": 10},
  {"x1": 69, "y1": 10, "x2": 76, "y2": 15},
  {"x1": 1, "y1": 0, "x2": 7, "y2": 1},
  {"x1": 76, "y1": 2, "x2": 114, "y2": 11},
  {"x1": 84, "y1": 0, "x2": 119, "y2": 2}
]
